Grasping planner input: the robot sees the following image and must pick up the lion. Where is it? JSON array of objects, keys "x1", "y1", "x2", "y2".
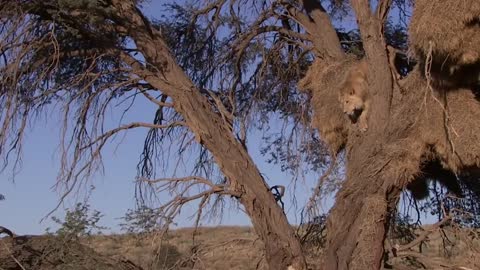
[{"x1": 338, "y1": 59, "x2": 370, "y2": 132}]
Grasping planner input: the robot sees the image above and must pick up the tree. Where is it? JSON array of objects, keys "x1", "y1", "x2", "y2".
[
  {"x1": 1, "y1": 0, "x2": 480, "y2": 270},
  {"x1": 47, "y1": 202, "x2": 108, "y2": 238},
  {"x1": 120, "y1": 205, "x2": 163, "y2": 234},
  {"x1": 0, "y1": 1, "x2": 305, "y2": 269}
]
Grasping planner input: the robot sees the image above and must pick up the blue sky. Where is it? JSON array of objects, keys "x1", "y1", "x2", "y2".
[{"x1": 0, "y1": 94, "x2": 324, "y2": 234}]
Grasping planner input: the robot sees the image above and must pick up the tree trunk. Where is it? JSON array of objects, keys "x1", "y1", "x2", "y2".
[
  {"x1": 152, "y1": 53, "x2": 307, "y2": 270},
  {"x1": 323, "y1": 1, "x2": 399, "y2": 268},
  {"x1": 324, "y1": 137, "x2": 403, "y2": 269},
  {"x1": 112, "y1": 2, "x2": 307, "y2": 269},
  {"x1": 172, "y1": 81, "x2": 307, "y2": 270}
]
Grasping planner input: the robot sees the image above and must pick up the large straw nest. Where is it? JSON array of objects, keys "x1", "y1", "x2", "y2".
[
  {"x1": 409, "y1": 0, "x2": 480, "y2": 68},
  {"x1": 344, "y1": 66, "x2": 480, "y2": 199},
  {"x1": 298, "y1": 57, "x2": 361, "y2": 156},
  {"x1": 385, "y1": 67, "x2": 480, "y2": 197},
  {"x1": 299, "y1": 54, "x2": 480, "y2": 199}
]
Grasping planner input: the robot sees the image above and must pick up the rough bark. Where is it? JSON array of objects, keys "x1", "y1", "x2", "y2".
[
  {"x1": 323, "y1": 0, "x2": 398, "y2": 269},
  {"x1": 324, "y1": 140, "x2": 403, "y2": 270},
  {"x1": 294, "y1": 0, "x2": 345, "y2": 59},
  {"x1": 111, "y1": 2, "x2": 307, "y2": 269}
]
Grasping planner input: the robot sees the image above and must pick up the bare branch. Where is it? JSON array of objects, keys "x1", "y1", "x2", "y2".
[
  {"x1": 80, "y1": 121, "x2": 186, "y2": 151},
  {"x1": 397, "y1": 214, "x2": 452, "y2": 252},
  {"x1": 140, "y1": 90, "x2": 173, "y2": 108},
  {"x1": 234, "y1": 25, "x2": 310, "y2": 57},
  {"x1": 136, "y1": 174, "x2": 241, "y2": 230},
  {"x1": 193, "y1": 0, "x2": 227, "y2": 18},
  {"x1": 140, "y1": 175, "x2": 217, "y2": 188}
]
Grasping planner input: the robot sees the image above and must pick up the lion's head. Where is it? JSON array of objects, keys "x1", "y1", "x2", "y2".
[{"x1": 339, "y1": 93, "x2": 364, "y2": 123}]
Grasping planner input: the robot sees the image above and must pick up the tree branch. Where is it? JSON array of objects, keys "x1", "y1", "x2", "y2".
[
  {"x1": 282, "y1": 0, "x2": 344, "y2": 60},
  {"x1": 139, "y1": 89, "x2": 173, "y2": 108},
  {"x1": 397, "y1": 215, "x2": 451, "y2": 252},
  {"x1": 80, "y1": 121, "x2": 186, "y2": 151},
  {"x1": 136, "y1": 174, "x2": 242, "y2": 230},
  {"x1": 376, "y1": 0, "x2": 393, "y2": 23},
  {"x1": 350, "y1": 0, "x2": 393, "y2": 130}
]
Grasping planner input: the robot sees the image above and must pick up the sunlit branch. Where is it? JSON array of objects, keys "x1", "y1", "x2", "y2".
[
  {"x1": 281, "y1": 0, "x2": 344, "y2": 59},
  {"x1": 139, "y1": 89, "x2": 174, "y2": 108}
]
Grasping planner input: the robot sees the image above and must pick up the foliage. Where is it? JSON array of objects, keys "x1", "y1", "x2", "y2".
[
  {"x1": 47, "y1": 203, "x2": 108, "y2": 238},
  {"x1": 299, "y1": 214, "x2": 327, "y2": 249},
  {"x1": 418, "y1": 182, "x2": 480, "y2": 228},
  {"x1": 119, "y1": 205, "x2": 163, "y2": 234}
]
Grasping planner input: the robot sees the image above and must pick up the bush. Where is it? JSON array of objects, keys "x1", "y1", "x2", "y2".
[
  {"x1": 47, "y1": 202, "x2": 108, "y2": 238},
  {"x1": 119, "y1": 205, "x2": 161, "y2": 234}
]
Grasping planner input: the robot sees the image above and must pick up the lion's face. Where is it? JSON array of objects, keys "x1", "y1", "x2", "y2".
[{"x1": 340, "y1": 94, "x2": 364, "y2": 123}]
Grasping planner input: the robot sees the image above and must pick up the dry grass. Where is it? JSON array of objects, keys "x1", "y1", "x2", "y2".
[
  {"x1": 87, "y1": 225, "x2": 479, "y2": 270},
  {"x1": 85, "y1": 226, "x2": 326, "y2": 269},
  {"x1": 85, "y1": 226, "x2": 265, "y2": 270},
  {"x1": 409, "y1": 0, "x2": 480, "y2": 90},
  {"x1": 1, "y1": 225, "x2": 479, "y2": 269},
  {"x1": 86, "y1": 225, "x2": 480, "y2": 270}
]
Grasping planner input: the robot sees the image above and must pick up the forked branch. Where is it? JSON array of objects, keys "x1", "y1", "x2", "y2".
[
  {"x1": 283, "y1": 0, "x2": 344, "y2": 59},
  {"x1": 137, "y1": 175, "x2": 241, "y2": 228}
]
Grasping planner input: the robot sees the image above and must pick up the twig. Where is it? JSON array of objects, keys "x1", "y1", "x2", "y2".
[
  {"x1": 80, "y1": 121, "x2": 186, "y2": 151},
  {"x1": 424, "y1": 42, "x2": 459, "y2": 156},
  {"x1": 305, "y1": 156, "x2": 337, "y2": 215}
]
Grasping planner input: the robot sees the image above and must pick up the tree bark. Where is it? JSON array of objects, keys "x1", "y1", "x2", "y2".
[
  {"x1": 111, "y1": 2, "x2": 307, "y2": 269},
  {"x1": 324, "y1": 140, "x2": 403, "y2": 270},
  {"x1": 294, "y1": 0, "x2": 345, "y2": 59},
  {"x1": 323, "y1": 1, "x2": 398, "y2": 269}
]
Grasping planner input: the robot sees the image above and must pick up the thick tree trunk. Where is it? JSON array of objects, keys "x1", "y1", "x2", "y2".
[
  {"x1": 323, "y1": 1, "x2": 398, "y2": 268},
  {"x1": 111, "y1": 2, "x2": 307, "y2": 269},
  {"x1": 152, "y1": 58, "x2": 307, "y2": 270},
  {"x1": 172, "y1": 82, "x2": 306, "y2": 270},
  {"x1": 324, "y1": 138, "x2": 402, "y2": 270}
]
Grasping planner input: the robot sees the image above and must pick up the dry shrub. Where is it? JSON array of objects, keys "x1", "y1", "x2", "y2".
[
  {"x1": 86, "y1": 233, "x2": 183, "y2": 270},
  {"x1": 409, "y1": 0, "x2": 480, "y2": 67},
  {"x1": 387, "y1": 221, "x2": 480, "y2": 269},
  {"x1": 298, "y1": 57, "x2": 362, "y2": 156},
  {"x1": 149, "y1": 243, "x2": 182, "y2": 270},
  {"x1": 87, "y1": 227, "x2": 261, "y2": 270},
  {"x1": 0, "y1": 235, "x2": 143, "y2": 270}
]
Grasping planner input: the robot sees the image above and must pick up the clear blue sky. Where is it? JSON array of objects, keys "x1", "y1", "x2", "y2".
[{"x1": 0, "y1": 94, "x2": 323, "y2": 235}]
